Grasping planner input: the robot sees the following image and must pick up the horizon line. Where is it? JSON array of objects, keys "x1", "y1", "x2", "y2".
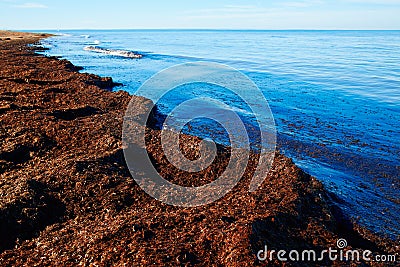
[{"x1": 14, "y1": 28, "x2": 400, "y2": 32}]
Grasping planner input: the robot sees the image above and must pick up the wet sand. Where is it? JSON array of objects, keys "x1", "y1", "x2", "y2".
[{"x1": 0, "y1": 31, "x2": 398, "y2": 266}]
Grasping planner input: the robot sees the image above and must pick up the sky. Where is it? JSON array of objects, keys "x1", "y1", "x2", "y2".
[{"x1": 1, "y1": 0, "x2": 400, "y2": 30}]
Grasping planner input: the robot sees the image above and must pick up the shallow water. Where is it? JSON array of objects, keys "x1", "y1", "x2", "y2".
[{"x1": 38, "y1": 30, "x2": 399, "y2": 239}]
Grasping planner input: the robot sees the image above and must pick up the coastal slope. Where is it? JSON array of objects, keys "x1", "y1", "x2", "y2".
[{"x1": 0, "y1": 32, "x2": 397, "y2": 266}]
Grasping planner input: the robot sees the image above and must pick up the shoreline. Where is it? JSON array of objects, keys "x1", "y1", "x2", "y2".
[{"x1": 0, "y1": 31, "x2": 397, "y2": 266}]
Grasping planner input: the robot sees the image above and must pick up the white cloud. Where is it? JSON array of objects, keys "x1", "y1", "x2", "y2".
[{"x1": 13, "y1": 2, "x2": 48, "y2": 9}]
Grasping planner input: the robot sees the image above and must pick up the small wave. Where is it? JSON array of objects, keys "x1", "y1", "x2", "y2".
[
  {"x1": 56, "y1": 33, "x2": 72, "y2": 37},
  {"x1": 93, "y1": 40, "x2": 101, "y2": 45},
  {"x1": 83, "y1": 46, "x2": 143, "y2": 59}
]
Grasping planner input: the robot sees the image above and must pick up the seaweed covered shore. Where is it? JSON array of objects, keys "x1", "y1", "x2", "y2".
[{"x1": 0, "y1": 31, "x2": 398, "y2": 266}]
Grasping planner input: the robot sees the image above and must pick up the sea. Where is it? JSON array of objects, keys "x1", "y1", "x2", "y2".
[{"x1": 35, "y1": 30, "x2": 399, "y2": 239}]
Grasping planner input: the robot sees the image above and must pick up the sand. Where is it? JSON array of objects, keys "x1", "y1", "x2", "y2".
[{"x1": 0, "y1": 31, "x2": 51, "y2": 42}]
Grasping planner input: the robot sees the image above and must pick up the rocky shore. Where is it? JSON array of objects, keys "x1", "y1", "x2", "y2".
[{"x1": 0, "y1": 31, "x2": 397, "y2": 266}]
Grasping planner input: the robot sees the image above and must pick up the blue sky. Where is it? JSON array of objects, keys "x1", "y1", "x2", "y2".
[{"x1": 1, "y1": 0, "x2": 400, "y2": 30}]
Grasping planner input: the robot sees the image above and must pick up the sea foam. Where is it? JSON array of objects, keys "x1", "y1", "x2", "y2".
[{"x1": 84, "y1": 46, "x2": 143, "y2": 59}]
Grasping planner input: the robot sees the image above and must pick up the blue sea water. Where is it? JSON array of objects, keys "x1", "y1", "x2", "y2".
[{"x1": 37, "y1": 30, "x2": 399, "y2": 239}]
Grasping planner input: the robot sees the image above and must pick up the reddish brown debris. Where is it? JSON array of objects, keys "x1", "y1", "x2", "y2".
[{"x1": 0, "y1": 32, "x2": 398, "y2": 266}]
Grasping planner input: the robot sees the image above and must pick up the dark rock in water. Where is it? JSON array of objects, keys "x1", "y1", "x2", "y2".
[{"x1": 32, "y1": 46, "x2": 49, "y2": 52}]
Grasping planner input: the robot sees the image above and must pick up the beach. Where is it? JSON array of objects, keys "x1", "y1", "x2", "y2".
[
  {"x1": 41, "y1": 29, "x2": 400, "y2": 238},
  {"x1": 0, "y1": 31, "x2": 398, "y2": 266}
]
